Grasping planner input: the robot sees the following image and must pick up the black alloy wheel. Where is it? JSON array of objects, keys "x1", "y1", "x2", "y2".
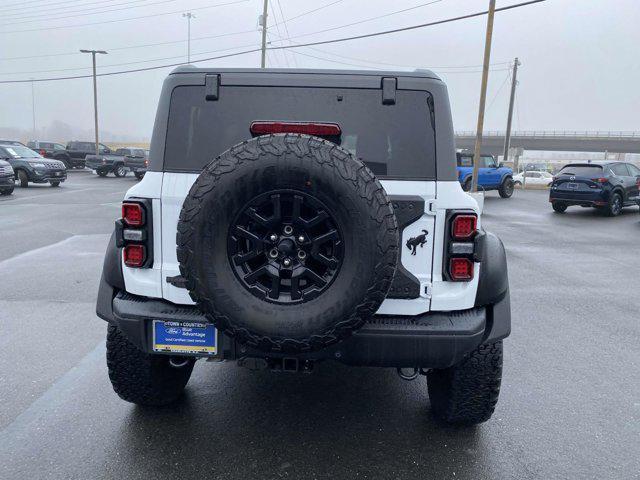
[{"x1": 228, "y1": 190, "x2": 343, "y2": 304}]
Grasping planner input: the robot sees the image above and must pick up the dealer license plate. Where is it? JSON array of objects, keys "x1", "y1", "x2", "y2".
[{"x1": 152, "y1": 320, "x2": 217, "y2": 355}]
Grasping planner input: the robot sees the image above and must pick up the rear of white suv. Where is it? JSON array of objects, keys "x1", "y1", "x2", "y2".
[{"x1": 97, "y1": 68, "x2": 510, "y2": 425}]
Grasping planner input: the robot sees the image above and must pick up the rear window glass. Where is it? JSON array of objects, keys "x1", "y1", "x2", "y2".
[
  {"x1": 164, "y1": 86, "x2": 436, "y2": 179},
  {"x1": 558, "y1": 165, "x2": 603, "y2": 176},
  {"x1": 456, "y1": 154, "x2": 494, "y2": 167}
]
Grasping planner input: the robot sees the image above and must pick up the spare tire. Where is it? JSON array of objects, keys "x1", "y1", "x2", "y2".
[{"x1": 177, "y1": 134, "x2": 399, "y2": 353}]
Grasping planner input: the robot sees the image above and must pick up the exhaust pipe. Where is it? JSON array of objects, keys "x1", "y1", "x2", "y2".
[
  {"x1": 396, "y1": 367, "x2": 420, "y2": 381},
  {"x1": 169, "y1": 357, "x2": 191, "y2": 368}
]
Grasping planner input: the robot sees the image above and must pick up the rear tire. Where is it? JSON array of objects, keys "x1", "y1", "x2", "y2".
[
  {"x1": 106, "y1": 325, "x2": 194, "y2": 406},
  {"x1": 0, "y1": 187, "x2": 13, "y2": 196},
  {"x1": 552, "y1": 202, "x2": 567, "y2": 213},
  {"x1": 97, "y1": 171, "x2": 108, "y2": 177},
  {"x1": 498, "y1": 177, "x2": 514, "y2": 198},
  {"x1": 462, "y1": 178, "x2": 472, "y2": 192},
  {"x1": 114, "y1": 164, "x2": 127, "y2": 177},
  {"x1": 427, "y1": 341, "x2": 503, "y2": 425},
  {"x1": 134, "y1": 172, "x2": 144, "y2": 180},
  {"x1": 605, "y1": 192, "x2": 622, "y2": 217},
  {"x1": 17, "y1": 170, "x2": 28, "y2": 188},
  {"x1": 50, "y1": 181, "x2": 60, "y2": 187}
]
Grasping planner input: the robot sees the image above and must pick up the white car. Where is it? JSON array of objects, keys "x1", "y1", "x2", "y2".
[{"x1": 514, "y1": 170, "x2": 553, "y2": 187}]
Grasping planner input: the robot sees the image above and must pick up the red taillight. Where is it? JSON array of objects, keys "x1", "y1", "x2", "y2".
[
  {"x1": 123, "y1": 245, "x2": 146, "y2": 267},
  {"x1": 122, "y1": 202, "x2": 144, "y2": 226},
  {"x1": 451, "y1": 214, "x2": 477, "y2": 240},
  {"x1": 144, "y1": 159, "x2": 149, "y2": 167},
  {"x1": 250, "y1": 121, "x2": 341, "y2": 137},
  {"x1": 449, "y1": 258, "x2": 474, "y2": 281},
  {"x1": 592, "y1": 177, "x2": 608, "y2": 184}
]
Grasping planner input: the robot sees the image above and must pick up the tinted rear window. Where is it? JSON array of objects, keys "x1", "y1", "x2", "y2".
[
  {"x1": 164, "y1": 86, "x2": 436, "y2": 179},
  {"x1": 558, "y1": 165, "x2": 603, "y2": 176}
]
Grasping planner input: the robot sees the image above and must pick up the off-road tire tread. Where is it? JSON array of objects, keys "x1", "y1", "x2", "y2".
[
  {"x1": 106, "y1": 324, "x2": 194, "y2": 406},
  {"x1": 176, "y1": 133, "x2": 398, "y2": 353},
  {"x1": 427, "y1": 341, "x2": 503, "y2": 425},
  {"x1": 498, "y1": 177, "x2": 514, "y2": 198}
]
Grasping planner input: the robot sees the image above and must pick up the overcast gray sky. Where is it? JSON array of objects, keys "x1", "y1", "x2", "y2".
[{"x1": 1, "y1": 0, "x2": 639, "y2": 142}]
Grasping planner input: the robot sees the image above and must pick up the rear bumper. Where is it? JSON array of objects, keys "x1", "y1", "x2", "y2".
[
  {"x1": 97, "y1": 284, "x2": 510, "y2": 369},
  {"x1": 549, "y1": 189, "x2": 607, "y2": 206}
]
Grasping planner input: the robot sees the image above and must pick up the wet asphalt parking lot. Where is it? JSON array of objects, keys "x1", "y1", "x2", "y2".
[{"x1": 0, "y1": 170, "x2": 639, "y2": 480}]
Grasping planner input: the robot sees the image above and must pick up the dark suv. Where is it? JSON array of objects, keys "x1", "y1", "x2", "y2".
[
  {"x1": 62, "y1": 141, "x2": 112, "y2": 169},
  {"x1": 549, "y1": 162, "x2": 640, "y2": 216},
  {"x1": 0, "y1": 159, "x2": 14, "y2": 195},
  {"x1": 0, "y1": 144, "x2": 67, "y2": 187}
]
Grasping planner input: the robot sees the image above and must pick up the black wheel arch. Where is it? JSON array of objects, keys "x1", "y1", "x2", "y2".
[
  {"x1": 474, "y1": 230, "x2": 509, "y2": 307},
  {"x1": 96, "y1": 231, "x2": 124, "y2": 323}
]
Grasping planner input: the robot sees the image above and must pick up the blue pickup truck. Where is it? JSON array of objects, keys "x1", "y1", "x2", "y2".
[{"x1": 456, "y1": 152, "x2": 514, "y2": 198}]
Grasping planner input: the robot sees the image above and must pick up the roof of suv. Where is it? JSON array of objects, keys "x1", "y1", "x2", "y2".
[{"x1": 169, "y1": 66, "x2": 441, "y2": 80}]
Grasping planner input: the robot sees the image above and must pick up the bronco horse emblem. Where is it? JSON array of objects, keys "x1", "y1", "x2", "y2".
[{"x1": 406, "y1": 230, "x2": 428, "y2": 256}]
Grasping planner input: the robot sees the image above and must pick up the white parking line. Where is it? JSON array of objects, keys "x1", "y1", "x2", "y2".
[{"x1": 2, "y1": 187, "x2": 97, "y2": 202}]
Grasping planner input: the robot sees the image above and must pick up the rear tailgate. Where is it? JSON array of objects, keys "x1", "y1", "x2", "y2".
[{"x1": 159, "y1": 79, "x2": 438, "y2": 314}]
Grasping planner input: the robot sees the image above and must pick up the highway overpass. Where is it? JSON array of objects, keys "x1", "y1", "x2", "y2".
[{"x1": 455, "y1": 131, "x2": 640, "y2": 155}]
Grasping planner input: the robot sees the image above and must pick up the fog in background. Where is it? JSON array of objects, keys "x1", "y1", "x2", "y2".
[{"x1": 1, "y1": 0, "x2": 639, "y2": 144}]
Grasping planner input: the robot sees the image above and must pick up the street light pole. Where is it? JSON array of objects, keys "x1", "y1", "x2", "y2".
[
  {"x1": 260, "y1": 0, "x2": 269, "y2": 68},
  {"x1": 80, "y1": 49, "x2": 107, "y2": 156},
  {"x1": 182, "y1": 12, "x2": 196, "y2": 63},
  {"x1": 470, "y1": 0, "x2": 497, "y2": 193}
]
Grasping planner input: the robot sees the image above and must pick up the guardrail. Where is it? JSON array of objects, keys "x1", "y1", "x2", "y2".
[{"x1": 455, "y1": 131, "x2": 640, "y2": 138}]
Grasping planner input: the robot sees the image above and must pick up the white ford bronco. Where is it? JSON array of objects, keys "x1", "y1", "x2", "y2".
[{"x1": 97, "y1": 67, "x2": 510, "y2": 425}]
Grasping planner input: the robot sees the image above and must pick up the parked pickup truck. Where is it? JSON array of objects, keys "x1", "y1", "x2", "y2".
[
  {"x1": 63, "y1": 141, "x2": 112, "y2": 169},
  {"x1": 86, "y1": 147, "x2": 148, "y2": 178},
  {"x1": 124, "y1": 148, "x2": 149, "y2": 180}
]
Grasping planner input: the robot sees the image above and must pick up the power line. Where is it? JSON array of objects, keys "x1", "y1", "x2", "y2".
[
  {"x1": 274, "y1": 0, "x2": 444, "y2": 42},
  {"x1": 272, "y1": 0, "x2": 546, "y2": 49},
  {"x1": 269, "y1": 0, "x2": 345, "y2": 28},
  {"x1": 289, "y1": 48, "x2": 511, "y2": 74},
  {"x1": 0, "y1": 28, "x2": 257, "y2": 61},
  {"x1": 1, "y1": 0, "x2": 180, "y2": 24},
  {"x1": 0, "y1": 0, "x2": 250, "y2": 34},
  {"x1": 270, "y1": 33, "x2": 511, "y2": 70},
  {"x1": 1, "y1": 0, "x2": 108, "y2": 11},
  {"x1": 0, "y1": 0, "x2": 446, "y2": 61},
  {"x1": 486, "y1": 68, "x2": 512, "y2": 110},
  {"x1": 275, "y1": 0, "x2": 298, "y2": 67},
  {"x1": 268, "y1": 2, "x2": 290, "y2": 67},
  {"x1": 0, "y1": 0, "x2": 341, "y2": 59},
  {"x1": 1, "y1": 42, "x2": 260, "y2": 76},
  {"x1": 0, "y1": 0, "x2": 547, "y2": 83},
  {"x1": 2, "y1": 0, "x2": 139, "y2": 14}
]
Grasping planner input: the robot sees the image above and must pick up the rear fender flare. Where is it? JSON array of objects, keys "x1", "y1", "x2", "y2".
[{"x1": 474, "y1": 231, "x2": 508, "y2": 307}]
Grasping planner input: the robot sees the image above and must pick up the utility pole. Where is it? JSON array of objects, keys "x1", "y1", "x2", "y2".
[
  {"x1": 502, "y1": 57, "x2": 521, "y2": 168},
  {"x1": 260, "y1": 0, "x2": 269, "y2": 68},
  {"x1": 470, "y1": 0, "x2": 497, "y2": 193},
  {"x1": 182, "y1": 12, "x2": 196, "y2": 63},
  {"x1": 30, "y1": 79, "x2": 36, "y2": 139},
  {"x1": 80, "y1": 49, "x2": 107, "y2": 155}
]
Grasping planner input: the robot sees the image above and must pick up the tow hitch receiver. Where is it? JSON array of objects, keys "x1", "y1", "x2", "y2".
[{"x1": 238, "y1": 357, "x2": 314, "y2": 373}]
